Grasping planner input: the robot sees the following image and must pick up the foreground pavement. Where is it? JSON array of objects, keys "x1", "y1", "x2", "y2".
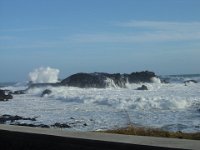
[{"x1": 0, "y1": 124, "x2": 199, "y2": 150}]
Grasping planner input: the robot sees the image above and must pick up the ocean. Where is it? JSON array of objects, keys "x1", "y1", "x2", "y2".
[{"x1": 0, "y1": 74, "x2": 200, "y2": 133}]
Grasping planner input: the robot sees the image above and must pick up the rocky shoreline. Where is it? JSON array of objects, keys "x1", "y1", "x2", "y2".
[
  {"x1": 0, "y1": 114, "x2": 90, "y2": 129},
  {"x1": 1, "y1": 71, "x2": 199, "y2": 101},
  {"x1": 0, "y1": 71, "x2": 158, "y2": 101}
]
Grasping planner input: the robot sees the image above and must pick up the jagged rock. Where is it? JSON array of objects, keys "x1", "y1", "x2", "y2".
[
  {"x1": 128, "y1": 71, "x2": 156, "y2": 83},
  {"x1": 12, "y1": 123, "x2": 50, "y2": 128},
  {"x1": 61, "y1": 71, "x2": 156, "y2": 88},
  {"x1": 13, "y1": 90, "x2": 26, "y2": 95},
  {"x1": 0, "y1": 89, "x2": 13, "y2": 101},
  {"x1": 104, "y1": 73, "x2": 127, "y2": 87},
  {"x1": 41, "y1": 89, "x2": 52, "y2": 97},
  {"x1": 25, "y1": 71, "x2": 157, "y2": 89},
  {"x1": 0, "y1": 114, "x2": 91, "y2": 129},
  {"x1": 0, "y1": 114, "x2": 36, "y2": 123},
  {"x1": 61, "y1": 73, "x2": 107, "y2": 88},
  {"x1": 52, "y1": 123, "x2": 71, "y2": 128},
  {"x1": 136, "y1": 85, "x2": 148, "y2": 90},
  {"x1": 184, "y1": 80, "x2": 198, "y2": 86}
]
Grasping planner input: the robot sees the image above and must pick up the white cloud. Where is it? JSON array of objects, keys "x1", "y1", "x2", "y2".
[
  {"x1": 67, "y1": 20, "x2": 200, "y2": 43},
  {"x1": 1, "y1": 21, "x2": 200, "y2": 49},
  {"x1": 68, "y1": 31, "x2": 200, "y2": 43},
  {"x1": 117, "y1": 20, "x2": 200, "y2": 31}
]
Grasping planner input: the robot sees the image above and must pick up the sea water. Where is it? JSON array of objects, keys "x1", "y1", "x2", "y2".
[{"x1": 0, "y1": 74, "x2": 200, "y2": 132}]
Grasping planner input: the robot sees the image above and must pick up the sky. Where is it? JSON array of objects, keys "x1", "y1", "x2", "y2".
[{"x1": 0, "y1": 0, "x2": 200, "y2": 82}]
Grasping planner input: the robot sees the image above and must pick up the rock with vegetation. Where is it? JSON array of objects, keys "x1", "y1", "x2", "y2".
[{"x1": 105, "y1": 126, "x2": 200, "y2": 140}]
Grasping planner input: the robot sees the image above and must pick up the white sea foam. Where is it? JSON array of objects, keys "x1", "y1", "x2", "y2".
[
  {"x1": 29, "y1": 67, "x2": 60, "y2": 83},
  {"x1": 105, "y1": 78, "x2": 117, "y2": 88},
  {"x1": 150, "y1": 77, "x2": 161, "y2": 83},
  {"x1": 0, "y1": 75, "x2": 200, "y2": 132}
]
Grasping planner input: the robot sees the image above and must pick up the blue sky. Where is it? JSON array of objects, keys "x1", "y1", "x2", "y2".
[{"x1": 0, "y1": 0, "x2": 200, "y2": 81}]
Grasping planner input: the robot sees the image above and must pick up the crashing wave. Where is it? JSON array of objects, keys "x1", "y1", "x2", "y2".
[
  {"x1": 105, "y1": 78, "x2": 118, "y2": 88},
  {"x1": 29, "y1": 67, "x2": 60, "y2": 83},
  {"x1": 150, "y1": 77, "x2": 161, "y2": 84}
]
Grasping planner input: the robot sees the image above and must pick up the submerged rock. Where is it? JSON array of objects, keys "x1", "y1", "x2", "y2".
[
  {"x1": 41, "y1": 89, "x2": 52, "y2": 97},
  {"x1": 51, "y1": 123, "x2": 71, "y2": 128},
  {"x1": 0, "y1": 114, "x2": 36, "y2": 124},
  {"x1": 0, "y1": 114, "x2": 89, "y2": 129},
  {"x1": 12, "y1": 123, "x2": 50, "y2": 128},
  {"x1": 136, "y1": 85, "x2": 148, "y2": 90},
  {"x1": 184, "y1": 80, "x2": 198, "y2": 86},
  {"x1": 13, "y1": 90, "x2": 26, "y2": 95}
]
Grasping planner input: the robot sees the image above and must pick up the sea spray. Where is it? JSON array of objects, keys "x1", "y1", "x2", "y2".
[
  {"x1": 150, "y1": 77, "x2": 161, "y2": 84},
  {"x1": 29, "y1": 67, "x2": 60, "y2": 83}
]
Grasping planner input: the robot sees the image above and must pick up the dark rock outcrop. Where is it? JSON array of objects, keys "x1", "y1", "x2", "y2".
[
  {"x1": 25, "y1": 71, "x2": 157, "y2": 89},
  {"x1": 104, "y1": 73, "x2": 127, "y2": 87},
  {"x1": 0, "y1": 114, "x2": 36, "y2": 124},
  {"x1": 136, "y1": 85, "x2": 148, "y2": 90},
  {"x1": 128, "y1": 71, "x2": 156, "y2": 83},
  {"x1": 0, "y1": 89, "x2": 13, "y2": 101},
  {"x1": 61, "y1": 73, "x2": 107, "y2": 88},
  {"x1": 61, "y1": 71, "x2": 156, "y2": 88},
  {"x1": 51, "y1": 121, "x2": 88, "y2": 128},
  {"x1": 0, "y1": 114, "x2": 90, "y2": 129},
  {"x1": 12, "y1": 122, "x2": 50, "y2": 128},
  {"x1": 41, "y1": 89, "x2": 52, "y2": 97},
  {"x1": 13, "y1": 90, "x2": 26, "y2": 95},
  {"x1": 184, "y1": 80, "x2": 198, "y2": 86},
  {"x1": 51, "y1": 123, "x2": 71, "y2": 128}
]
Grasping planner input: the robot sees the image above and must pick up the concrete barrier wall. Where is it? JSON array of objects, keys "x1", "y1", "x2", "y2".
[{"x1": 0, "y1": 125, "x2": 199, "y2": 150}]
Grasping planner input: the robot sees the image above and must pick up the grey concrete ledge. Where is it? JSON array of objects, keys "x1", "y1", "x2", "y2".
[{"x1": 0, "y1": 124, "x2": 199, "y2": 150}]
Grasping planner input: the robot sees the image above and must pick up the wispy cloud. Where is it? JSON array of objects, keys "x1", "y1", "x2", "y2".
[
  {"x1": 67, "y1": 20, "x2": 200, "y2": 43},
  {"x1": 1, "y1": 21, "x2": 200, "y2": 50},
  {"x1": 68, "y1": 31, "x2": 200, "y2": 43},
  {"x1": 116, "y1": 20, "x2": 200, "y2": 31}
]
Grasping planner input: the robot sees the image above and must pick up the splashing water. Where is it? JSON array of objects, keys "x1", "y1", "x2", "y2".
[{"x1": 29, "y1": 67, "x2": 60, "y2": 83}]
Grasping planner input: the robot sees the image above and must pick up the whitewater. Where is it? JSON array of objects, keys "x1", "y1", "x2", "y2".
[{"x1": 0, "y1": 67, "x2": 200, "y2": 133}]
